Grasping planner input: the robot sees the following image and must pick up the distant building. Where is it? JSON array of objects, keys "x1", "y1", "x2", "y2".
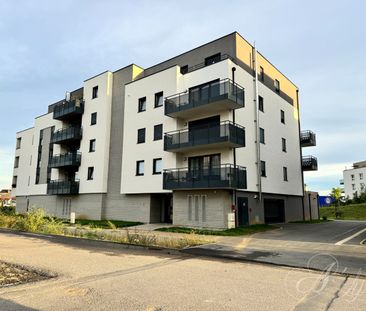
[{"x1": 343, "y1": 161, "x2": 366, "y2": 199}]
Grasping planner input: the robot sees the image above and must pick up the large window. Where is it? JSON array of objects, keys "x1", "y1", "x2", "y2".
[
  {"x1": 180, "y1": 65, "x2": 188, "y2": 75},
  {"x1": 259, "y1": 128, "x2": 265, "y2": 144},
  {"x1": 87, "y1": 167, "x2": 94, "y2": 180},
  {"x1": 261, "y1": 161, "x2": 266, "y2": 177},
  {"x1": 154, "y1": 92, "x2": 163, "y2": 108},
  {"x1": 205, "y1": 53, "x2": 221, "y2": 66},
  {"x1": 137, "y1": 128, "x2": 146, "y2": 144},
  {"x1": 16, "y1": 137, "x2": 21, "y2": 149},
  {"x1": 14, "y1": 156, "x2": 19, "y2": 168},
  {"x1": 153, "y1": 158, "x2": 162, "y2": 175},
  {"x1": 138, "y1": 97, "x2": 146, "y2": 112},
  {"x1": 91, "y1": 112, "x2": 97, "y2": 125},
  {"x1": 154, "y1": 124, "x2": 163, "y2": 141},
  {"x1": 136, "y1": 160, "x2": 144, "y2": 176},
  {"x1": 282, "y1": 138, "x2": 287, "y2": 152},
  {"x1": 12, "y1": 176, "x2": 17, "y2": 188},
  {"x1": 92, "y1": 86, "x2": 98, "y2": 99},
  {"x1": 89, "y1": 139, "x2": 96, "y2": 152},
  {"x1": 259, "y1": 66, "x2": 264, "y2": 82},
  {"x1": 274, "y1": 79, "x2": 280, "y2": 93}
]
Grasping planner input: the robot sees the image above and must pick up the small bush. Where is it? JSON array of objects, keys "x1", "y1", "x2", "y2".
[
  {"x1": 16, "y1": 208, "x2": 46, "y2": 232},
  {"x1": 322, "y1": 216, "x2": 327, "y2": 221},
  {"x1": 0, "y1": 206, "x2": 16, "y2": 216},
  {"x1": 106, "y1": 220, "x2": 117, "y2": 230}
]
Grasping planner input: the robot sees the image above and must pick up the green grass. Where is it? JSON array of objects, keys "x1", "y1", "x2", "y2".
[
  {"x1": 290, "y1": 219, "x2": 331, "y2": 224},
  {"x1": 320, "y1": 203, "x2": 366, "y2": 220},
  {"x1": 72, "y1": 219, "x2": 142, "y2": 229},
  {"x1": 155, "y1": 224, "x2": 276, "y2": 236}
]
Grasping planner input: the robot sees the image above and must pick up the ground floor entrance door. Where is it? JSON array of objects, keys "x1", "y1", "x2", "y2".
[{"x1": 237, "y1": 197, "x2": 249, "y2": 226}]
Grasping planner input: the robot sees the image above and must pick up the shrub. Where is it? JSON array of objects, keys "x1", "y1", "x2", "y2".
[
  {"x1": 106, "y1": 220, "x2": 117, "y2": 230},
  {"x1": 0, "y1": 206, "x2": 16, "y2": 216},
  {"x1": 322, "y1": 216, "x2": 327, "y2": 221}
]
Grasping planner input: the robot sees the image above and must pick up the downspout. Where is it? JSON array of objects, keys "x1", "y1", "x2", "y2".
[
  {"x1": 253, "y1": 44, "x2": 262, "y2": 201},
  {"x1": 232, "y1": 67, "x2": 237, "y2": 225},
  {"x1": 308, "y1": 192, "x2": 312, "y2": 221},
  {"x1": 296, "y1": 90, "x2": 306, "y2": 220}
]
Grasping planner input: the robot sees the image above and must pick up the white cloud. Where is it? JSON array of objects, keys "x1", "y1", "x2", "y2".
[{"x1": 0, "y1": 147, "x2": 14, "y2": 189}]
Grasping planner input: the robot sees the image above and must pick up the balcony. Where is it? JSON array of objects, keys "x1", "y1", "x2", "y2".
[
  {"x1": 53, "y1": 100, "x2": 84, "y2": 121},
  {"x1": 163, "y1": 164, "x2": 247, "y2": 190},
  {"x1": 48, "y1": 152, "x2": 81, "y2": 169},
  {"x1": 164, "y1": 121, "x2": 245, "y2": 153},
  {"x1": 340, "y1": 179, "x2": 344, "y2": 185},
  {"x1": 165, "y1": 79, "x2": 245, "y2": 119},
  {"x1": 51, "y1": 126, "x2": 82, "y2": 144},
  {"x1": 47, "y1": 180, "x2": 79, "y2": 195},
  {"x1": 302, "y1": 156, "x2": 318, "y2": 171},
  {"x1": 300, "y1": 130, "x2": 316, "y2": 147}
]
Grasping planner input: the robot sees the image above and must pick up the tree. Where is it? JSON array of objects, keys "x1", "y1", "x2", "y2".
[{"x1": 330, "y1": 187, "x2": 342, "y2": 218}]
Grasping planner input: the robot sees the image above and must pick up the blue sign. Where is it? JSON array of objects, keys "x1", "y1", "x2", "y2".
[{"x1": 318, "y1": 196, "x2": 335, "y2": 206}]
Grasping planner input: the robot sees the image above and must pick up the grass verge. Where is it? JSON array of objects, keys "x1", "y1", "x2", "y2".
[
  {"x1": 289, "y1": 219, "x2": 331, "y2": 224},
  {"x1": 155, "y1": 224, "x2": 276, "y2": 236},
  {"x1": 320, "y1": 203, "x2": 366, "y2": 220},
  {"x1": 72, "y1": 219, "x2": 142, "y2": 229}
]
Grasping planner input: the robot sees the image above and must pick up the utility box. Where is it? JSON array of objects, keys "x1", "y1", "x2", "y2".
[
  {"x1": 227, "y1": 212, "x2": 235, "y2": 229},
  {"x1": 70, "y1": 212, "x2": 76, "y2": 224}
]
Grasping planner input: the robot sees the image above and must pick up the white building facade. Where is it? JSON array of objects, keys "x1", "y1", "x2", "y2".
[
  {"x1": 343, "y1": 161, "x2": 366, "y2": 199},
  {"x1": 12, "y1": 32, "x2": 317, "y2": 228}
]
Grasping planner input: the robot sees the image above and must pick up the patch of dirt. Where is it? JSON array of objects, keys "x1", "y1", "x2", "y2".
[{"x1": 0, "y1": 261, "x2": 54, "y2": 287}]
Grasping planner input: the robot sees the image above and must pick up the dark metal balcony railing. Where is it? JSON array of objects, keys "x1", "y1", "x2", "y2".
[
  {"x1": 47, "y1": 180, "x2": 79, "y2": 195},
  {"x1": 302, "y1": 156, "x2": 318, "y2": 171},
  {"x1": 53, "y1": 100, "x2": 84, "y2": 120},
  {"x1": 300, "y1": 130, "x2": 316, "y2": 147},
  {"x1": 163, "y1": 164, "x2": 247, "y2": 190},
  {"x1": 164, "y1": 121, "x2": 245, "y2": 152},
  {"x1": 185, "y1": 54, "x2": 236, "y2": 74},
  {"x1": 51, "y1": 126, "x2": 82, "y2": 144},
  {"x1": 165, "y1": 79, "x2": 245, "y2": 117},
  {"x1": 48, "y1": 152, "x2": 81, "y2": 168}
]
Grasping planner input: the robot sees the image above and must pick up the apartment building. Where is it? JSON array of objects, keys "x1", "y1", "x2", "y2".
[
  {"x1": 342, "y1": 161, "x2": 366, "y2": 199},
  {"x1": 12, "y1": 32, "x2": 318, "y2": 228}
]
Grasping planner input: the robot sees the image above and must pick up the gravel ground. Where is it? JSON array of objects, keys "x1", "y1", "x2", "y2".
[{"x1": 0, "y1": 261, "x2": 53, "y2": 287}]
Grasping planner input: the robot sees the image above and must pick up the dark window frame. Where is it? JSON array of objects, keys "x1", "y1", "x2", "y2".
[
  {"x1": 87, "y1": 167, "x2": 94, "y2": 180},
  {"x1": 204, "y1": 53, "x2": 221, "y2": 66},
  {"x1": 259, "y1": 128, "x2": 265, "y2": 144},
  {"x1": 137, "y1": 128, "x2": 146, "y2": 144},
  {"x1": 180, "y1": 65, "x2": 188, "y2": 75},
  {"x1": 89, "y1": 139, "x2": 96, "y2": 152},
  {"x1": 138, "y1": 97, "x2": 146, "y2": 112},
  {"x1": 153, "y1": 158, "x2": 162, "y2": 175},
  {"x1": 274, "y1": 79, "x2": 280, "y2": 93},
  {"x1": 92, "y1": 86, "x2": 98, "y2": 99},
  {"x1": 154, "y1": 91, "x2": 164, "y2": 108},
  {"x1": 91, "y1": 112, "x2": 97, "y2": 125},
  {"x1": 16, "y1": 137, "x2": 22, "y2": 149},
  {"x1": 282, "y1": 138, "x2": 287, "y2": 152},
  {"x1": 136, "y1": 160, "x2": 145, "y2": 176},
  {"x1": 258, "y1": 96, "x2": 264, "y2": 112},
  {"x1": 261, "y1": 161, "x2": 266, "y2": 177},
  {"x1": 281, "y1": 110, "x2": 285, "y2": 124},
  {"x1": 14, "y1": 156, "x2": 19, "y2": 168},
  {"x1": 259, "y1": 66, "x2": 264, "y2": 82},
  {"x1": 153, "y1": 124, "x2": 163, "y2": 141},
  {"x1": 283, "y1": 167, "x2": 288, "y2": 181}
]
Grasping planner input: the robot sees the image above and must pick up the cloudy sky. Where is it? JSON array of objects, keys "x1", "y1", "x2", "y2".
[{"x1": 0, "y1": 0, "x2": 365, "y2": 194}]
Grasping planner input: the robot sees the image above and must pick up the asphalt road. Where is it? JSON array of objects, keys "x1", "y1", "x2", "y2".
[
  {"x1": 0, "y1": 230, "x2": 365, "y2": 310},
  {"x1": 184, "y1": 221, "x2": 366, "y2": 277}
]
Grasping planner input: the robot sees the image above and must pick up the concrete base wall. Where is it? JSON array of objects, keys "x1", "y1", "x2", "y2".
[{"x1": 303, "y1": 191, "x2": 319, "y2": 221}]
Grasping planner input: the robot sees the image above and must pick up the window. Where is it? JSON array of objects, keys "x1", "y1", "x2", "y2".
[
  {"x1": 360, "y1": 173, "x2": 363, "y2": 180},
  {"x1": 260, "y1": 161, "x2": 266, "y2": 177},
  {"x1": 259, "y1": 128, "x2": 265, "y2": 144},
  {"x1": 274, "y1": 79, "x2": 280, "y2": 93},
  {"x1": 154, "y1": 124, "x2": 163, "y2": 141},
  {"x1": 16, "y1": 137, "x2": 21, "y2": 149},
  {"x1": 154, "y1": 92, "x2": 163, "y2": 108},
  {"x1": 361, "y1": 183, "x2": 365, "y2": 190},
  {"x1": 204, "y1": 53, "x2": 221, "y2": 66},
  {"x1": 352, "y1": 184, "x2": 355, "y2": 190},
  {"x1": 180, "y1": 65, "x2": 188, "y2": 75},
  {"x1": 153, "y1": 158, "x2": 162, "y2": 174},
  {"x1": 136, "y1": 160, "x2": 144, "y2": 176},
  {"x1": 137, "y1": 128, "x2": 146, "y2": 144},
  {"x1": 14, "y1": 156, "x2": 19, "y2": 168},
  {"x1": 87, "y1": 167, "x2": 94, "y2": 180},
  {"x1": 12, "y1": 176, "x2": 17, "y2": 188},
  {"x1": 281, "y1": 110, "x2": 285, "y2": 124},
  {"x1": 258, "y1": 96, "x2": 264, "y2": 112},
  {"x1": 283, "y1": 167, "x2": 288, "y2": 181},
  {"x1": 92, "y1": 86, "x2": 98, "y2": 99},
  {"x1": 282, "y1": 138, "x2": 287, "y2": 152},
  {"x1": 351, "y1": 174, "x2": 355, "y2": 181},
  {"x1": 259, "y1": 66, "x2": 264, "y2": 82},
  {"x1": 138, "y1": 97, "x2": 146, "y2": 112},
  {"x1": 91, "y1": 112, "x2": 97, "y2": 125},
  {"x1": 89, "y1": 139, "x2": 96, "y2": 152}
]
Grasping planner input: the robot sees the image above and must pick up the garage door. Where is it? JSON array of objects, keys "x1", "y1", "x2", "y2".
[{"x1": 264, "y1": 199, "x2": 285, "y2": 223}]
